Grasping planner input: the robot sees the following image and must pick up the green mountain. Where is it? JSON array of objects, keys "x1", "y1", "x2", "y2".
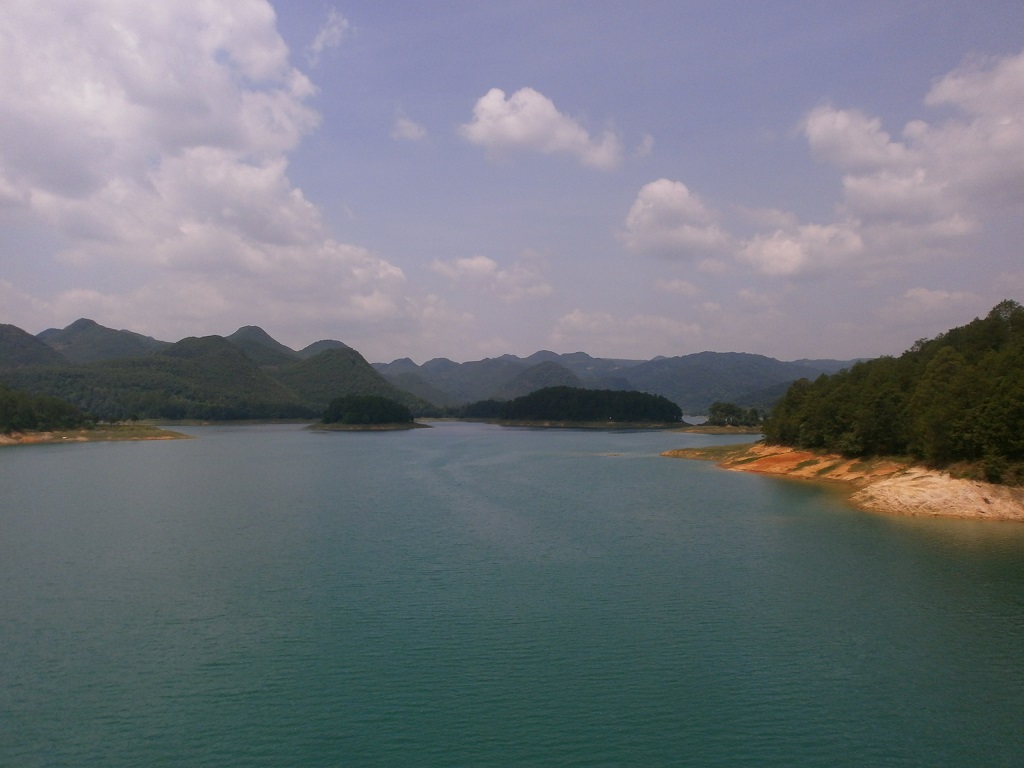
[
  {"x1": 298, "y1": 339, "x2": 351, "y2": 358},
  {"x1": 37, "y1": 318, "x2": 168, "y2": 363},
  {"x1": 272, "y1": 348, "x2": 430, "y2": 413},
  {"x1": 494, "y1": 361, "x2": 584, "y2": 400},
  {"x1": 623, "y1": 352, "x2": 830, "y2": 414},
  {"x1": 378, "y1": 371, "x2": 460, "y2": 408},
  {"x1": 0, "y1": 330, "x2": 424, "y2": 421},
  {"x1": 226, "y1": 326, "x2": 300, "y2": 367},
  {"x1": 1, "y1": 318, "x2": 863, "y2": 419},
  {"x1": 0, "y1": 324, "x2": 67, "y2": 368},
  {"x1": 4, "y1": 335, "x2": 309, "y2": 420}
]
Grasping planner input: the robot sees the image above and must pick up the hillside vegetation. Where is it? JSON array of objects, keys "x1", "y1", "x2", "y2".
[
  {"x1": 321, "y1": 395, "x2": 414, "y2": 425},
  {"x1": 764, "y1": 300, "x2": 1024, "y2": 483},
  {"x1": 497, "y1": 386, "x2": 683, "y2": 424},
  {"x1": 1, "y1": 325, "x2": 428, "y2": 421},
  {"x1": 1, "y1": 317, "x2": 861, "y2": 421},
  {"x1": 0, "y1": 384, "x2": 89, "y2": 433}
]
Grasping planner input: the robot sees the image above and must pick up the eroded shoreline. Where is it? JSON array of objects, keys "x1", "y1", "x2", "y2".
[
  {"x1": 663, "y1": 442, "x2": 1024, "y2": 521},
  {"x1": 0, "y1": 425, "x2": 190, "y2": 446}
]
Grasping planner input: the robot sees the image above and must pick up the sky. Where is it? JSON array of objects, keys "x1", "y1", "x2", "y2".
[{"x1": 2, "y1": 1, "x2": 1024, "y2": 364}]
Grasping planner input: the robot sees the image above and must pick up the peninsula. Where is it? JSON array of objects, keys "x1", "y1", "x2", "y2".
[{"x1": 663, "y1": 442, "x2": 1024, "y2": 521}]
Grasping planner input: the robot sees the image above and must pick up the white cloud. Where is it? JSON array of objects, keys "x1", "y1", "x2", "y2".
[
  {"x1": 636, "y1": 134, "x2": 655, "y2": 157},
  {"x1": 804, "y1": 105, "x2": 917, "y2": 172},
  {"x1": 656, "y1": 278, "x2": 699, "y2": 297},
  {"x1": 391, "y1": 116, "x2": 427, "y2": 142},
  {"x1": 460, "y1": 87, "x2": 622, "y2": 169},
  {"x1": 306, "y1": 8, "x2": 349, "y2": 67},
  {"x1": 873, "y1": 288, "x2": 987, "y2": 345},
  {"x1": 623, "y1": 50, "x2": 1024, "y2": 279},
  {"x1": 432, "y1": 253, "x2": 553, "y2": 303},
  {"x1": 784, "y1": 50, "x2": 1024, "y2": 272},
  {"x1": 739, "y1": 223, "x2": 863, "y2": 276},
  {"x1": 0, "y1": 0, "x2": 413, "y2": 346},
  {"x1": 622, "y1": 179, "x2": 731, "y2": 257}
]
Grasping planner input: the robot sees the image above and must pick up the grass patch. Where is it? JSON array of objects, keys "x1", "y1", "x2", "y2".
[
  {"x1": 795, "y1": 458, "x2": 821, "y2": 470},
  {"x1": 814, "y1": 462, "x2": 845, "y2": 476},
  {"x1": 662, "y1": 443, "x2": 756, "y2": 462}
]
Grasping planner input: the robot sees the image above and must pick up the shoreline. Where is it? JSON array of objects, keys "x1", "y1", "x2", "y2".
[
  {"x1": 663, "y1": 442, "x2": 1024, "y2": 522},
  {"x1": 307, "y1": 421, "x2": 431, "y2": 431},
  {"x1": 0, "y1": 425, "x2": 191, "y2": 446}
]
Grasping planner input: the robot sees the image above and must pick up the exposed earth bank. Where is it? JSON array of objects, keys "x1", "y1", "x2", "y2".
[
  {"x1": 0, "y1": 425, "x2": 189, "y2": 446},
  {"x1": 663, "y1": 442, "x2": 1024, "y2": 522}
]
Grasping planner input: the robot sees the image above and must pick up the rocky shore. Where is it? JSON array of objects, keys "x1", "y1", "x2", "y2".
[{"x1": 663, "y1": 443, "x2": 1024, "y2": 521}]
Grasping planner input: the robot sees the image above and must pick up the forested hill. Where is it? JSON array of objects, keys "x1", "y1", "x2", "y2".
[
  {"x1": 763, "y1": 300, "x2": 1024, "y2": 484},
  {"x1": 498, "y1": 386, "x2": 683, "y2": 424}
]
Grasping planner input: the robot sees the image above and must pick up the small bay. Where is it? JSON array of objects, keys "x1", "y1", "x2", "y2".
[{"x1": 2, "y1": 422, "x2": 1022, "y2": 766}]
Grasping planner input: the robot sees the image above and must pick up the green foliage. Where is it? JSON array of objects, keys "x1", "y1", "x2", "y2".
[
  {"x1": 763, "y1": 301, "x2": 1024, "y2": 479},
  {"x1": 0, "y1": 334, "x2": 432, "y2": 422},
  {"x1": 499, "y1": 386, "x2": 682, "y2": 423},
  {"x1": 322, "y1": 395, "x2": 413, "y2": 425},
  {"x1": 0, "y1": 324, "x2": 67, "y2": 368},
  {"x1": 706, "y1": 401, "x2": 762, "y2": 427},
  {"x1": 36, "y1": 318, "x2": 168, "y2": 363},
  {"x1": 0, "y1": 385, "x2": 88, "y2": 433},
  {"x1": 274, "y1": 348, "x2": 430, "y2": 414},
  {"x1": 461, "y1": 399, "x2": 506, "y2": 418}
]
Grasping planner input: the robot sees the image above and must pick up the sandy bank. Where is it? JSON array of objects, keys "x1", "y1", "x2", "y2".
[
  {"x1": 0, "y1": 426, "x2": 189, "y2": 446},
  {"x1": 663, "y1": 443, "x2": 1024, "y2": 521}
]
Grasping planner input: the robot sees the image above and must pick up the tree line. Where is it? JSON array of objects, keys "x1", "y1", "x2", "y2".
[
  {"x1": 322, "y1": 395, "x2": 414, "y2": 425},
  {"x1": 763, "y1": 300, "x2": 1024, "y2": 483},
  {"x1": 496, "y1": 386, "x2": 683, "y2": 423},
  {"x1": 0, "y1": 384, "x2": 89, "y2": 433}
]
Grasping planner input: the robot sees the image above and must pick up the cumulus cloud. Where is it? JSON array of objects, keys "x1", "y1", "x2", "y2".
[
  {"x1": 739, "y1": 222, "x2": 864, "y2": 276},
  {"x1": 624, "y1": 50, "x2": 1024, "y2": 279},
  {"x1": 391, "y1": 115, "x2": 427, "y2": 142},
  {"x1": 306, "y1": 8, "x2": 349, "y2": 66},
  {"x1": 432, "y1": 253, "x2": 553, "y2": 303},
  {"x1": 793, "y1": 50, "x2": 1024, "y2": 269},
  {"x1": 621, "y1": 179, "x2": 731, "y2": 257},
  {"x1": 0, "y1": 0, "x2": 410, "y2": 345},
  {"x1": 460, "y1": 87, "x2": 622, "y2": 169}
]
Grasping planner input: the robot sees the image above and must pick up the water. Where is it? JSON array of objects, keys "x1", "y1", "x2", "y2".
[{"x1": 2, "y1": 422, "x2": 1022, "y2": 766}]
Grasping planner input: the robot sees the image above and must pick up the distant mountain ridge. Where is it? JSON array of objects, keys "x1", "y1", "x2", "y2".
[
  {"x1": 0, "y1": 319, "x2": 422, "y2": 421},
  {"x1": 373, "y1": 349, "x2": 855, "y2": 413},
  {"x1": 0, "y1": 318, "x2": 863, "y2": 417}
]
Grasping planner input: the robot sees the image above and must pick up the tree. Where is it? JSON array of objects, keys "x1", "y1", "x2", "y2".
[{"x1": 321, "y1": 395, "x2": 413, "y2": 425}]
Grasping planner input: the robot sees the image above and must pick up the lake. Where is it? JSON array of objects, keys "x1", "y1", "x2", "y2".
[{"x1": 2, "y1": 422, "x2": 1022, "y2": 766}]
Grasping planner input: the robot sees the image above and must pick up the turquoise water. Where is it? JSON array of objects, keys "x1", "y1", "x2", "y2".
[{"x1": 2, "y1": 422, "x2": 1022, "y2": 766}]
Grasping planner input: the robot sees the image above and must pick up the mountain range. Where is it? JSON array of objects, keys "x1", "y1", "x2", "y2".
[{"x1": 0, "y1": 318, "x2": 860, "y2": 420}]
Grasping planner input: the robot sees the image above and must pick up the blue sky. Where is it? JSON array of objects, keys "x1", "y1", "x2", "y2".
[{"x1": 2, "y1": 1, "x2": 1023, "y2": 363}]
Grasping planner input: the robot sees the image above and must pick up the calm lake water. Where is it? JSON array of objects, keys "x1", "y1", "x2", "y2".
[{"x1": 2, "y1": 422, "x2": 1023, "y2": 766}]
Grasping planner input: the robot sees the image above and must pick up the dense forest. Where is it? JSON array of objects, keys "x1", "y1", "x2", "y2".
[
  {"x1": 321, "y1": 395, "x2": 414, "y2": 425},
  {"x1": 497, "y1": 386, "x2": 683, "y2": 423},
  {"x1": 763, "y1": 300, "x2": 1024, "y2": 483},
  {"x1": 0, "y1": 329, "x2": 432, "y2": 423},
  {"x1": 0, "y1": 385, "x2": 89, "y2": 433},
  {"x1": 705, "y1": 401, "x2": 762, "y2": 427}
]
